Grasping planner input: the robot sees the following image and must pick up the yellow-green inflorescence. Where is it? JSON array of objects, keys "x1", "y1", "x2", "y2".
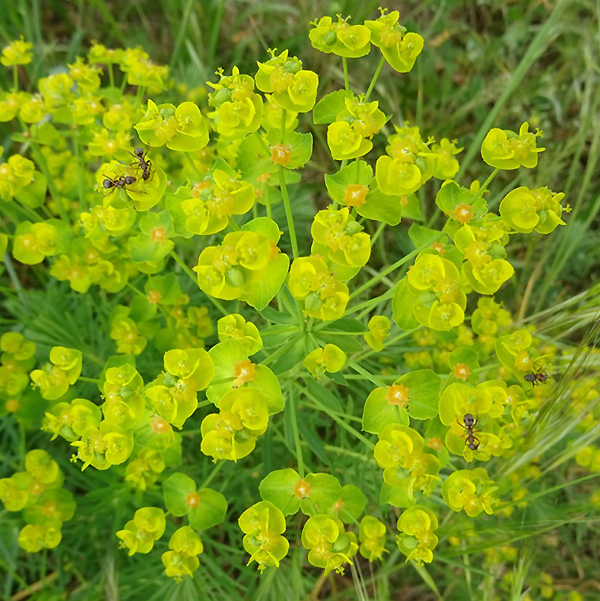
[{"x1": 0, "y1": 6, "x2": 586, "y2": 586}]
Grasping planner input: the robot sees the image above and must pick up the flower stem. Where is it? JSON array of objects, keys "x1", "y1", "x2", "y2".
[
  {"x1": 342, "y1": 57, "x2": 350, "y2": 92},
  {"x1": 289, "y1": 387, "x2": 305, "y2": 477},
  {"x1": 365, "y1": 56, "x2": 385, "y2": 101},
  {"x1": 13, "y1": 65, "x2": 18, "y2": 91},
  {"x1": 473, "y1": 168, "x2": 500, "y2": 201},
  {"x1": 278, "y1": 167, "x2": 299, "y2": 259},
  {"x1": 348, "y1": 361, "x2": 387, "y2": 388}
]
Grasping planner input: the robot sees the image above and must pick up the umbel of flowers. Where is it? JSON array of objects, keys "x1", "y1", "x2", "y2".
[{"x1": 0, "y1": 4, "x2": 574, "y2": 585}]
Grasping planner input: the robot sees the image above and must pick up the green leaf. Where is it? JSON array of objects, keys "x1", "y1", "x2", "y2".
[
  {"x1": 261, "y1": 324, "x2": 300, "y2": 349},
  {"x1": 237, "y1": 133, "x2": 274, "y2": 179},
  {"x1": 301, "y1": 473, "x2": 342, "y2": 515},
  {"x1": 15, "y1": 172, "x2": 47, "y2": 209},
  {"x1": 127, "y1": 235, "x2": 174, "y2": 262},
  {"x1": 259, "y1": 468, "x2": 302, "y2": 516},
  {"x1": 269, "y1": 334, "x2": 306, "y2": 375},
  {"x1": 362, "y1": 387, "x2": 409, "y2": 435},
  {"x1": 189, "y1": 488, "x2": 228, "y2": 530},
  {"x1": 408, "y1": 224, "x2": 444, "y2": 248},
  {"x1": 313, "y1": 90, "x2": 352, "y2": 124},
  {"x1": 360, "y1": 184, "x2": 403, "y2": 225},
  {"x1": 242, "y1": 254, "x2": 290, "y2": 311},
  {"x1": 401, "y1": 193, "x2": 424, "y2": 221},
  {"x1": 321, "y1": 318, "x2": 366, "y2": 333},
  {"x1": 304, "y1": 378, "x2": 343, "y2": 413},
  {"x1": 392, "y1": 279, "x2": 420, "y2": 330},
  {"x1": 398, "y1": 369, "x2": 441, "y2": 420},
  {"x1": 325, "y1": 160, "x2": 372, "y2": 204},
  {"x1": 258, "y1": 307, "x2": 295, "y2": 325},
  {"x1": 380, "y1": 480, "x2": 414, "y2": 508},
  {"x1": 163, "y1": 472, "x2": 196, "y2": 516},
  {"x1": 335, "y1": 484, "x2": 367, "y2": 524}
]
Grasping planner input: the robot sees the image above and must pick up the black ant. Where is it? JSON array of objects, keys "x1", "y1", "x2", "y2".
[
  {"x1": 102, "y1": 174, "x2": 138, "y2": 195},
  {"x1": 524, "y1": 365, "x2": 549, "y2": 387},
  {"x1": 129, "y1": 146, "x2": 152, "y2": 181},
  {"x1": 458, "y1": 413, "x2": 480, "y2": 451}
]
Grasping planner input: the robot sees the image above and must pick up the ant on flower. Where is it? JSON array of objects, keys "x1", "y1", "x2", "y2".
[
  {"x1": 458, "y1": 413, "x2": 480, "y2": 451},
  {"x1": 102, "y1": 174, "x2": 142, "y2": 196},
  {"x1": 524, "y1": 364, "x2": 549, "y2": 388},
  {"x1": 130, "y1": 146, "x2": 152, "y2": 181}
]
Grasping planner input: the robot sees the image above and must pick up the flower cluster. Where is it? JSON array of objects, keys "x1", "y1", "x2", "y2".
[
  {"x1": 442, "y1": 468, "x2": 498, "y2": 517},
  {"x1": 288, "y1": 256, "x2": 349, "y2": 320},
  {"x1": 0, "y1": 450, "x2": 75, "y2": 552},
  {"x1": 394, "y1": 252, "x2": 466, "y2": 331},
  {"x1": 195, "y1": 218, "x2": 289, "y2": 310},
  {"x1": 0, "y1": 5, "x2": 583, "y2": 590},
  {"x1": 238, "y1": 501, "x2": 289, "y2": 572},
  {"x1": 396, "y1": 505, "x2": 439, "y2": 564}
]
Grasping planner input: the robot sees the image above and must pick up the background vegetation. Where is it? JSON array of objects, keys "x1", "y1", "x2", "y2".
[{"x1": 1, "y1": 0, "x2": 599, "y2": 600}]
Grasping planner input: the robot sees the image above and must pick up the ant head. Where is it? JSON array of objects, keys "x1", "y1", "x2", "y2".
[
  {"x1": 463, "y1": 413, "x2": 475, "y2": 427},
  {"x1": 102, "y1": 178, "x2": 114, "y2": 189},
  {"x1": 124, "y1": 176, "x2": 137, "y2": 185},
  {"x1": 134, "y1": 147, "x2": 144, "y2": 157}
]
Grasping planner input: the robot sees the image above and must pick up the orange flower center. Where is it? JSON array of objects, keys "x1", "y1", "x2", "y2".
[
  {"x1": 5, "y1": 399, "x2": 19, "y2": 412},
  {"x1": 150, "y1": 226, "x2": 168, "y2": 242},
  {"x1": 452, "y1": 363, "x2": 471, "y2": 381},
  {"x1": 150, "y1": 415, "x2": 171, "y2": 434},
  {"x1": 452, "y1": 203, "x2": 474, "y2": 224},
  {"x1": 269, "y1": 144, "x2": 292, "y2": 166},
  {"x1": 427, "y1": 437, "x2": 443, "y2": 452},
  {"x1": 293, "y1": 479, "x2": 311, "y2": 499},
  {"x1": 343, "y1": 183, "x2": 368, "y2": 208},
  {"x1": 147, "y1": 290, "x2": 162, "y2": 304},
  {"x1": 233, "y1": 359, "x2": 256, "y2": 387},
  {"x1": 387, "y1": 383, "x2": 409, "y2": 407},
  {"x1": 185, "y1": 492, "x2": 201, "y2": 508}
]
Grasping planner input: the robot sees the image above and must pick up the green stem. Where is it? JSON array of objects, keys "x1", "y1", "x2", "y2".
[
  {"x1": 473, "y1": 168, "x2": 499, "y2": 201},
  {"x1": 289, "y1": 388, "x2": 305, "y2": 477},
  {"x1": 348, "y1": 361, "x2": 388, "y2": 388},
  {"x1": 168, "y1": 249, "x2": 228, "y2": 317},
  {"x1": 78, "y1": 376, "x2": 99, "y2": 384},
  {"x1": 345, "y1": 288, "x2": 395, "y2": 316},
  {"x1": 278, "y1": 167, "x2": 299, "y2": 259},
  {"x1": 199, "y1": 460, "x2": 224, "y2": 489},
  {"x1": 342, "y1": 57, "x2": 350, "y2": 92},
  {"x1": 135, "y1": 85, "x2": 146, "y2": 105},
  {"x1": 365, "y1": 56, "x2": 385, "y2": 101},
  {"x1": 13, "y1": 65, "x2": 18, "y2": 91},
  {"x1": 108, "y1": 63, "x2": 115, "y2": 88}
]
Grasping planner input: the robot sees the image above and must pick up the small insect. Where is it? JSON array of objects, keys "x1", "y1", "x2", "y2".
[
  {"x1": 102, "y1": 174, "x2": 137, "y2": 195},
  {"x1": 130, "y1": 146, "x2": 152, "y2": 181},
  {"x1": 524, "y1": 365, "x2": 549, "y2": 387},
  {"x1": 459, "y1": 413, "x2": 480, "y2": 451}
]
